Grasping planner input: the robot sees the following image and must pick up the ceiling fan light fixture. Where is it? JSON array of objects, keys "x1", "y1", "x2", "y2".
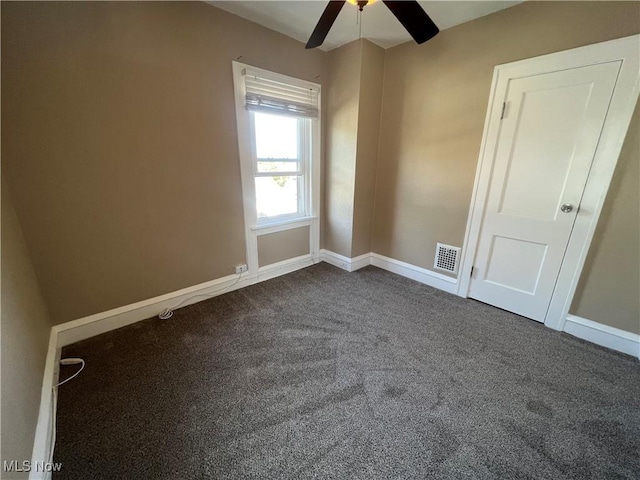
[
  {"x1": 347, "y1": 0, "x2": 375, "y2": 10},
  {"x1": 306, "y1": 0, "x2": 438, "y2": 49}
]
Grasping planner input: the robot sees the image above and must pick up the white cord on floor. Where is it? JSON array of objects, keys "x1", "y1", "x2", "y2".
[
  {"x1": 55, "y1": 358, "x2": 85, "y2": 387},
  {"x1": 49, "y1": 358, "x2": 85, "y2": 464},
  {"x1": 158, "y1": 272, "x2": 244, "y2": 319}
]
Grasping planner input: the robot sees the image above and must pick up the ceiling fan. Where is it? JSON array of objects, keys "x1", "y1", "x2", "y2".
[{"x1": 306, "y1": 0, "x2": 439, "y2": 49}]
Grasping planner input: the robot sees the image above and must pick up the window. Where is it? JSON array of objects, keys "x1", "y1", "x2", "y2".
[
  {"x1": 251, "y1": 111, "x2": 309, "y2": 221},
  {"x1": 233, "y1": 62, "x2": 320, "y2": 228},
  {"x1": 232, "y1": 61, "x2": 321, "y2": 275}
]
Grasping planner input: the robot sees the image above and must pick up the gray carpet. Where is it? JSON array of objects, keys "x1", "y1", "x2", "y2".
[{"x1": 54, "y1": 263, "x2": 640, "y2": 479}]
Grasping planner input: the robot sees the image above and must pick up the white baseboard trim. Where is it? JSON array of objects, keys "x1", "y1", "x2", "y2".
[
  {"x1": 31, "y1": 255, "x2": 638, "y2": 476},
  {"x1": 564, "y1": 314, "x2": 640, "y2": 359},
  {"x1": 318, "y1": 249, "x2": 458, "y2": 294},
  {"x1": 29, "y1": 330, "x2": 60, "y2": 480},
  {"x1": 56, "y1": 272, "x2": 251, "y2": 347},
  {"x1": 318, "y1": 251, "x2": 638, "y2": 359},
  {"x1": 31, "y1": 253, "x2": 316, "y2": 472},
  {"x1": 350, "y1": 253, "x2": 373, "y2": 271},
  {"x1": 57, "y1": 254, "x2": 317, "y2": 348},
  {"x1": 257, "y1": 253, "x2": 315, "y2": 282},
  {"x1": 370, "y1": 253, "x2": 458, "y2": 294},
  {"x1": 318, "y1": 249, "x2": 371, "y2": 272},
  {"x1": 317, "y1": 252, "x2": 638, "y2": 359}
]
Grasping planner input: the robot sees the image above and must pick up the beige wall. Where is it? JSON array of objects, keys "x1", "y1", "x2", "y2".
[
  {"x1": 325, "y1": 39, "x2": 385, "y2": 258},
  {"x1": 3, "y1": 1, "x2": 638, "y2": 336},
  {"x1": 257, "y1": 227, "x2": 310, "y2": 267},
  {"x1": 571, "y1": 104, "x2": 640, "y2": 334},
  {"x1": 1, "y1": 2, "x2": 328, "y2": 324},
  {"x1": 324, "y1": 41, "x2": 362, "y2": 258},
  {"x1": 352, "y1": 40, "x2": 385, "y2": 257},
  {"x1": 373, "y1": 2, "x2": 640, "y2": 294},
  {"x1": 1, "y1": 181, "x2": 53, "y2": 477}
]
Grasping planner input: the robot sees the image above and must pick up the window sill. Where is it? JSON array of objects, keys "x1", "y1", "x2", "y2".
[{"x1": 251, "y1": 216, "x2": 317, "y2": 235}]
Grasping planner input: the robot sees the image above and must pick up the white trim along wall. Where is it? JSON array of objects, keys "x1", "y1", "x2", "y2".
[
  {"x1": 30, "y1": 252, "x2": 315, "y2": 479},
  {"x1": 32, "y1": 248, "x2": 639, "y2": 478},
  {"x1": 564, "y1": 315, "x2": 640, "y2": 359},
  {"x1": 46, "y1": 250, "x2": 639, "y2": 360},
  {"x1": 318, "y1": 251, "x2": 639, "y2": 361}
]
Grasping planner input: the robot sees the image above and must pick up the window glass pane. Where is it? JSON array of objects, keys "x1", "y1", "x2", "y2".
[
  {"x1": 255, "y1": 176, "x2": 300, "y2": 218},
  {"x1": 257, "y1": 161, "x2": 300, "y2": 174},
  {"x1": 254, "y1": 112, "x2": 298, "y2": 160}
]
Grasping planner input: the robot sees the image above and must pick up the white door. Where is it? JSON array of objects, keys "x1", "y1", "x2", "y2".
[{"x1": 468, "y1": 61, "x2": 620, "y2": 322}]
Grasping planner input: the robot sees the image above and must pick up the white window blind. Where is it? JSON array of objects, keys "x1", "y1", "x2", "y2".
[{"x1": 244, "y1": 69, "x2": 319, "y2": 118}]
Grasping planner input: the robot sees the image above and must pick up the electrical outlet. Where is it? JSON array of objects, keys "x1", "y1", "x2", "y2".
[{"x1": 234, "y1": 264, "x2": 248, "y2": 274}]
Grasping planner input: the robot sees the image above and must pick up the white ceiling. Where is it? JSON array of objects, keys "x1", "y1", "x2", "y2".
[{"x1": 210, "y1": 1, "x2": 522, "y2": 51}]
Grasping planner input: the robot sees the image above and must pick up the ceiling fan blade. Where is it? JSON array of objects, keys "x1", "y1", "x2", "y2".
[
  {"x1": 382, "y1": 0, "x2": 439, "y2": 44},
  {"x1": 306, "y1": 1, "x2": 346, "y2": 49}
]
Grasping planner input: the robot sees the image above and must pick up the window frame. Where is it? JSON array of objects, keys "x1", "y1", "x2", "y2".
[
  {"x1": 249, "y1": 111, "x2": 311, "y2": 225},
  {"x1": 232, "y1": 61, "x2": 321, "y2": 277}
]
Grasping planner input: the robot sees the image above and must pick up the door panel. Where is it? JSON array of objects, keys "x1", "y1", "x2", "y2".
[
  {"x1": 498, "y1": 83, "x2": 594, "y2": 220},
  {"x1": 469, "y1": 61, "x2": 620, "y2": 321},
  {"x1": 484, "y1": 236, "x2": 547, "y2": 294}
]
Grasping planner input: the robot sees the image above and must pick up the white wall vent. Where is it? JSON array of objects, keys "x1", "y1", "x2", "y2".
[{"x1": 434, "y1": 243, "x2": 461, "y2": 274}]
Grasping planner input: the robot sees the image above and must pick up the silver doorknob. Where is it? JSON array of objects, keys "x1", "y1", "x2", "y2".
[{"x1": 560, "y1": 203, "x2": 574, "y2": 213}]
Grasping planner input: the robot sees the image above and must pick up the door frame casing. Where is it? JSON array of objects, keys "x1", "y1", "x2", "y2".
[{"x1": 456, "y1": 34, "x2": 640, "y2": 331}]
